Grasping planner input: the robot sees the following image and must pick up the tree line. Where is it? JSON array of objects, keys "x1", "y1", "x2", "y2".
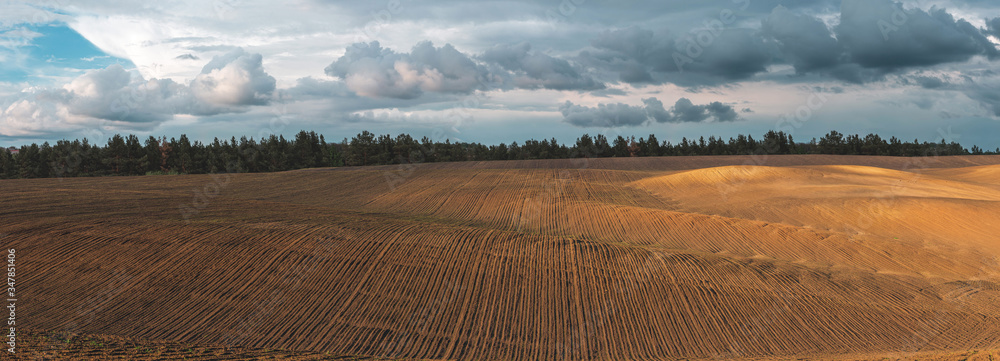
[{"x1": 0, "y1": 130, "x2": 992, "y2": 179}]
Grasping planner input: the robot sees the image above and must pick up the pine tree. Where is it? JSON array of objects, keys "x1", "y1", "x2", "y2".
[{"x1": 0, "y1": 148, "x2": 14, "y2": 179}]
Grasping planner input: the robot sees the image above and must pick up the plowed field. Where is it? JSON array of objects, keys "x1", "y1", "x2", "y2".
[{"x1": 5, "y1": 155, "x2": 1000, "y2": 360}]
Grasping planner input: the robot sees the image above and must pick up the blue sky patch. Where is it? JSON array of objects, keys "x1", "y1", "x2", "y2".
[{"x1": 0, "y1": 24, "x2": 133, "y2": 83}]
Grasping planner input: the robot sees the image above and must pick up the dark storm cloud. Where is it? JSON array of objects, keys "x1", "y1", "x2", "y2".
[
  {"x1": 480, "y1": 42, "x2": 604, "y2": 91},
  {"x1": 953, "y1": 72, "x2": 1000, "y2": 117},
  {"x1": 666, "y1": 98, "x2": 739, "y2": 123},
  {"x1": 321, "y1": 0, "x2": 997, "y2": 98},
  {"x1": 325, "y1": 40, "x2": 606, "y2": 99},
  {"x1": 562, "y1": 97, "x2": 742, "y2": 127},
  {"x1": 913, "y1": 76, "x2": 947, "y2": 89},
  {"x1": 762, "y1": 6, "x2": 840, "y2": 73},
  {"x1": 892, "y1": 69, "x2": 1000, "y2": 117},
  {"x1": 560, "y1": 101, "x2": 650, "y2": 127},
  {"x1": 677, "y1": 29, "x2": 772, "y2": 80},
  {"x1": 751, "y1": 0, "x2": 1000, "y2": 84},
  {"x1": 705, "y1": 101, "x2": 740, "y2": 122},
  {"x1": 837, "y1": 0, "x2": 997, "y2": 69},
  {"x1": 558, "y1": 0, "x2": 997, "y2": 89},
  {"x1": 987, "y1": 17, "x2": 1000, "y2": 38},
  {"x1": 582, "y1": 26, "x2": 665, "y2": 84},
  {"x1": 581, "y1": 26, "x2": 772, "y2": 86},
  {"x1": 670, "y1": 99, "x2": 713, "y2": 123},
  {"x1": 826, "y1": 64, "x2": 890, "y2": 84},
  {"x1": 643, "y1": 97, "x2": 674, "y2": 123},
  {"x1": 968, "y1": 86, "x2": 1000, "y2": 116}
]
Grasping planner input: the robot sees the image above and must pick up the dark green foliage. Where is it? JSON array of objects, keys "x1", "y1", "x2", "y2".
[{"x1": 0, "y1": 130, "x2": 987, "y2": 179}]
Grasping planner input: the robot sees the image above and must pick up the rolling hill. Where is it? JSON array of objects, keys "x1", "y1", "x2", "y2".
[{"x1": 5, "y1": 154, "x2": 1000, "y2": 360}]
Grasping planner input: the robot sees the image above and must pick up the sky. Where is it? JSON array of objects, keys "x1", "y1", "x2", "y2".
[{"x1": 0, "y1": 0, "x2": 999, "y2": 149}]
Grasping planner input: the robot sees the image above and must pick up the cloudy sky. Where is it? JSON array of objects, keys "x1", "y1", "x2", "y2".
[{"x1": 1, "y1": 0, "x2": 999, "y2": 148}]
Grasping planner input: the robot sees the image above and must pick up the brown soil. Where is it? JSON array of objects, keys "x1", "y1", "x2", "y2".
[{"x1": 4, "y1": 155, "x2": 1000, "y2": 360}]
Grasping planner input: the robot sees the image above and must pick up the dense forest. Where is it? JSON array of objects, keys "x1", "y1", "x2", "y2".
[{"x1": 0, "y1": 130, "x2": 992, "y2": 179}]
